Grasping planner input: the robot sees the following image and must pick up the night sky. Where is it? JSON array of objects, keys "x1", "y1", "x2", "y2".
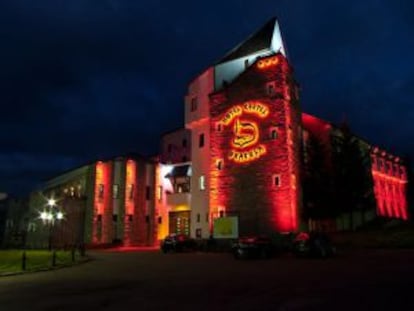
[{"x1": 1, "y1": 0, "x2": 413, "y2": 196}]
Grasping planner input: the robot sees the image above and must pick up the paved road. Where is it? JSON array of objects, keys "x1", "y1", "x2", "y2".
[{"x1": 0, "y1": 249, "x2": 414, "y2": 310}]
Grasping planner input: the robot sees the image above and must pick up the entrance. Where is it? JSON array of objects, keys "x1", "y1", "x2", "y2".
[{"x1": 169, "y1": 211, "x2": 190, "y2": 236}]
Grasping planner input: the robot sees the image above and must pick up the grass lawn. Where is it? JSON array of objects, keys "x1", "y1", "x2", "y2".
[{"x1": 0, "y1": 250, "x2": 82, "y2": 274}]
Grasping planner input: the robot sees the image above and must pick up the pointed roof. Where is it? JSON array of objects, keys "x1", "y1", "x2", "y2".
[{"x1": 217, "y1": 17, "x2": 287, "y2": 64}]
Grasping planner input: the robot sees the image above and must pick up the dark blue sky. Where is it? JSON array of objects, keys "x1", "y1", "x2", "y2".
[{"x1": 1, "y1": 0, "x2": 413, "y2": 195}]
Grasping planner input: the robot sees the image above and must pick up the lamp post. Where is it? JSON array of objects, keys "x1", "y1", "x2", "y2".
[{"x1": 39, "y1": 197, "x2": 64, "y2": 250}]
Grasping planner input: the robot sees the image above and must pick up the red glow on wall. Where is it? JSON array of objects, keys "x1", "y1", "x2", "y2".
[
  {"x1": 124, "y1": 159, "x2": 137, "y2": 246},
  {"x1": 125, "y1": 160, "x2": 136, "y2": 215},
  {"x1": 371, "y1": 151, "x2": 408, "y2": 220},
  {"x1": 210, "y1": 53, "x2": 300, "y2": 234},
  {"x1": 93, "y1": 161, "x2": 112, "y2": 243}
]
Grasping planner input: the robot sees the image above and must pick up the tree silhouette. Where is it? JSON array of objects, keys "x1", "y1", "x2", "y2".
[
  {"x1": 332, "y1": 123, "x2": 375, "y2": 230},
  {"x1": 302, "y1": 133, "x2": 335, "y2": 220}
]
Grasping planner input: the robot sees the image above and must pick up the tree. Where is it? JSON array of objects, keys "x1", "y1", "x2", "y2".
[
  {"x1": 302, "y1": 133, "x2": 336, "y2": 220},
  {"x1": 332, "y1": 123, "x2": 376, "y2": 230}
]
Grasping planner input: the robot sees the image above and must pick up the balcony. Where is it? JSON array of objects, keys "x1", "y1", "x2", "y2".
[{"x1": 166, "y1": 192, "x2": 191, "y2": 206}]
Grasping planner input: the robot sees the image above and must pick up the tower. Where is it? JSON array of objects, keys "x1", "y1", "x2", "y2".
[{"x1": 186, "y1": 18, "x2": 302, "y2": 236}]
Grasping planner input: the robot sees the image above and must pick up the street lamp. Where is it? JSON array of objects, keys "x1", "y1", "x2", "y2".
[{"x1": 38, "y1": 196, "x2": 64, "y2": 250}]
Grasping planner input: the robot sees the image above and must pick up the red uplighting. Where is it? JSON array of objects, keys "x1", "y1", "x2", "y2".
[{"x1": 371, "y1": 152, "x2": 408, "y2": 220}]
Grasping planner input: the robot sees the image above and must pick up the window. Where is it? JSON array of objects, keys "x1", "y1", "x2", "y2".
[
  {"x1": 128, "y1": 184, "x2": 134, "y2": 200},
  {"x1": 157, "y1": 186, "x2": 163, "y2": 201},
  {"x1": 199, "y1": 175, "x2": 206, "y2": 190},
  {"x1": 146, "y1": 186, "x2": 151, "y2": 200},
  {"x1": 98, "y1": 184, "x2": 104, "y2": 198},
  {"x1": 266, "y1": 81, "x2": 276, "y2": 96},
  {"x1": 113, "y1": 184, "x2": 119, "y2": 199},
  {"x1": 112, "y1": 215, "x2": 118, "y2": 222},
  {"x1": 199, "y1": 134, "x2": 204, "y2": 148},
  {"x1": 158, "y1": 216, "x2": 162, "y2": 224},
  {"x1": 167, "y1": 144, "x2": 172, "y2": 153},
  {"x1": 273, "y1": 174, "x2": 281, "y2": 187},
  {"x1": 216, "y1": 159, "x2": 223, "y2": 170},
  {"x1": 182, "y1": 139, "x2": 187, "y2": 148},
  {"x1": 216, "y1": 122, "x2": 222, "y2": 132},
  {"x1": 182, "y1": 156, "x2": 187, "y2": 162},
  {"x1": 70, "y1": 186, "x2": 75, "y2": 197},
  {"x1": 191, "y1": 97, "x2": 198, "y2": 112},
  {"x1": 270, "y1": 128, "x2": 277, "y2": 140},
  {"x1": 206, "y1": 213, "x2": 209, "y2": 223},
  {"x1": 196, "y1": 213, "x2": 201, "y2": 223}
]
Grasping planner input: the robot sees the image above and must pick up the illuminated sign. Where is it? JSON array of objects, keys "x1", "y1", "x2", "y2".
[
  {"x1": 219, "y1": 101, "x2": 270, "y2": 163},
  {"x1": 257, "y1": 56, "x2": 279, "y2": 69}
]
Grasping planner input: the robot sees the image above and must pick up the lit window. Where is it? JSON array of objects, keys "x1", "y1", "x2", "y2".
[
  {"x1": 273, "y1": 174, "x2": 281, "y2": 187},
  {"x1": 157, "y1": 186, "x2": 163, "y2": 201},
  {"x1": 199, "y1": 134, "x2": 205, "y2": 148},
  {"x1": 70, "y1": 186, "x2": 75, "y2": 197},
  {"x1": 191, "y1": 97, "x2": 198, "y2": 112},
  {"x1": 199, "y1": 175, "x2": 205, "y2": 190},
  {"x1": 113, "y1": 184, "x2": 119, "y2": 199}
]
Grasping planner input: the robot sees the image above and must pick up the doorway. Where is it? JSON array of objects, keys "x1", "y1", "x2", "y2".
[{"x1": 169, "y1": 211, "x2": 191, "y2": 236}]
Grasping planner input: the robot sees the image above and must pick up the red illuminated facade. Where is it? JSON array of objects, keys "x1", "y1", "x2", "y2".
[
  {"x1": 210, "y1": 53, "x2": 301, "y2": 234},
  {"x1": 371, "y1": 149, "x2": 408, "y2": 220}
]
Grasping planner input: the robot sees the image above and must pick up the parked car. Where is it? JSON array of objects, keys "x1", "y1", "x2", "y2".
[
  {"x1": 232, "y1": 236, "x2": 274, "y2": 259},
  {"x1": 292, "y1": 231, "x2": 336, "y2": 258},
  {"x1": 161, "y1": 234, "x2": 197, "y2": 253}
]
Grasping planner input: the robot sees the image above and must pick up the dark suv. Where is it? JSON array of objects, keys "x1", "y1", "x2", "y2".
[
  {"x1": 161, "y1": 234, "x2": 197, "y2": 253},
  {"x1": 232, "y1": 236, "x2": 274, "y2": 259}
]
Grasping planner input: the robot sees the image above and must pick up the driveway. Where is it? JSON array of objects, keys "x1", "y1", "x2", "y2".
[{"x1": 0, "y1": 249, "x2": 413, "y2": 310}]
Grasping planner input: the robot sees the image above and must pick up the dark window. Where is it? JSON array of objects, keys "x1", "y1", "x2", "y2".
[
  {"x1": 217, "y1": 160, "x2": 223, "y2": 170},
  {"x1": 266, "y1": 81, "x2": 276, "y2": 96},
  {"x1": 146, "y1": 186, "x2": 151, "y2": 200},
  {"x1": 168, "y1": 144, "x2": 172, "y2": 153},
  {"x1": 128, "y1": 214, "x2": 133, "y2": 222},
  {"x1": 274, "y1": 175, "x2": 281, "y2": 187},
  {"x1": 182, "y1": 139, "x2": 187, "y2": 148},
  {"x1": 270, "y1": 129, "x2": 277, "y2": 140},
  {"x1": 158, "y1": 216, "x2": 162, "y2": 224},
  {"x1": 199, "y1": 134, "x2": 204, "y2": 148},
  {"x1": 112, "y1": 215, "x2": 118, "y2": 222},
  {"x1": 182, "y1": 156, "x2": 187, "y2": 162},
  {"x1": 191, "y1": 97, "x2": 198, "y2": 112},
  {"x1": 219, "y1": 210, "x2": 224, "y2": 218},
  {"x1": 206, "y1": 213, "x2": 209, "y2": 222},
  {"x1": 97, "y1": 214, "x2": 102, "y2": 221},
  {"x1": 217, "y1": 123, "x2": 222, "y2": 132},
  {"x1": 196, "y1": 213, "x2": 200, "y2": 223}
]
